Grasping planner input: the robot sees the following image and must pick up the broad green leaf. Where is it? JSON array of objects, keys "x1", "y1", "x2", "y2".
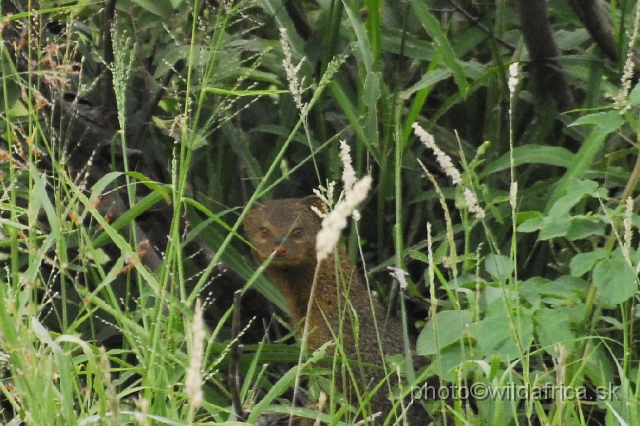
[
  {"x1": 402, "y1": 53, "x2": 442, "y2": 147},
  {"x1": 548, "y1": 178, "x2": 600, "y2": 218},
  {"x1": 400, "y1": 69, "x2": 452, "y2": 98},
  {"x1": 630, "y1": 83, "x2": 640, "y2": 106},
  {"x1": 137, "y1": 10, "x2": 163, "y2": 30},
  {"x1": 92, "y1": 191, "x2": 165, "y2": 247},
  {"x1": 520, "y1": 276, "x2": 588, "y2": 310},
  {"x1": 593, "y1": 252, "x2": 637, "y2": 308},
  {"x1": 446, "y1": 274, "x2": 482, "y2": 289},
  {"x1": 407, "y1": 249, "x2": 429, "y2": 264},
  {"x1": 87, "y1": 248, "x2": 110, "y2": 265},
  {"x1": 545, "y1": 130, "x2": 609, "y2": 212},
  {"x1": 257, "y1": 0, "x2": 305, "y2": 55},
  {"x1": 416, "y1": 310, "x2": 473, "y2": 355},
  {"x1": 380, "y1": 32, "x2": 435, "y2": 60},
  {"x1": 517, "y1": 216, "x2": 544, "y2": 233},
  {"x1": 30, "y1": 165, "x2": 59, "y2": 231},
  {"x1": 426, "y1": 344, "x2": 474, "y2": 383},
  {"x1": 343, "y1": 0, "x2": 374, "y2": 72},
  {"x1": 88, "y1": 172, "x2": 122, "y2": 201},
  {"x1": 535, "y1": 308, "x2": 576, "y2": 355},
  {"x1": 568, "y1": 111, "x2": 624, "y2": 133},
  {"x1": 470, "y1": 308, "x2": 534, "y2": 360},
  {"x1": 131, "y1": 0, "x2": 173, "y2": 18},
  {"x1": 538, "y1": 217, "x2": 571, "y2": 240},
  {"x1": 484, "y1": 254, "x2": 514, "y2": 282},
  {"x1": 25, "y1": 167, "x2": 58, "y2": 284},
  {"x1": 569, "y1": 248, "x2": 608, "y2": 277},
  {"x1": 363, "y1": 71, "x2": 381, "y2": 147},
  {"x1": 484, "y1": 284, "x2": 517, "y2": 312},
  {"x1": 481, "y1": 145, "x2": 574, "y2": 177},
  {"x1": 330, "y1": 80, "x2": 379, "y2": 163},
  {"x1": 452, "y1": 27, "x2": 486, "y2": 57},
  {"x1": 364, "y1": 0, "x2": 381, "y2": 63},
  {"x1": 433, "y1": 241, "x2": 449, "y2": 265},
  {"x1": 125, "y1": 172, "x2": 171, "y2": 202},
  {"x1": 583, "y1": 344, "x2": 614, "y2": 389},
  {"x1": 363, "y1": 72, "x2": 381, "y2": 107},
  {"x1": 542, "y1": 276, "x2": 590, "y2": 304},
  {"x1": 555, "y1": 28, "x2": 590, "y2": 50},
  {"x1": 516, "y1": 211, "x2": 543, "y2": 225},
  {"x1": 409, "y1": 0, "x2": 468, "y2": 96},
  {"x1": 566, "y1": 218, "x2": 605, "y2": 240}
]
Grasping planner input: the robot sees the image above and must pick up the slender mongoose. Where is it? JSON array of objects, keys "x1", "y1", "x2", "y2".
[{"x1": 244, "y1": 196, "x2": 426, "y2": 424}]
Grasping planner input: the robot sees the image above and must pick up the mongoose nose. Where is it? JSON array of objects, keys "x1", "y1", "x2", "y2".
[{"x1": 274, "y1": 246, "x2": 287, "y2": 257}]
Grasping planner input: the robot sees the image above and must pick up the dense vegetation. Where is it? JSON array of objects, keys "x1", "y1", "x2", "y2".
[{"x1": 1, "y1": 0, "x2": 639, "y2": 424}]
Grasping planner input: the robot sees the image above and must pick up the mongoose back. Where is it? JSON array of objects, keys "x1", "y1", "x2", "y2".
[{"x1": 244, "y1": 196, "x2": 426, "y2": 425}]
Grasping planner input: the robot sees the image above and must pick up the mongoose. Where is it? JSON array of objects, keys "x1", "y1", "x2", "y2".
[{"x1": 244, "y1": 196, "x2": 426, "y2": 425}]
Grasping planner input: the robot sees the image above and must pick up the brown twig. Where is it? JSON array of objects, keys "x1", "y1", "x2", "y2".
[
  {"x1": 445, "y1": 0, "x2": 516, "y2": 52},
  {"x1": 129, "y1": 0, "x2": 209, "y2": 149},
  {"x1": 129, "y1": 65, "x2": 178, "y2": 150},
  {"x1": 100, "y1": 0, "x2": 118, "y2": 119},
  {"x1": 228, "y1": 290, "x2": 246, "y2": 421}
]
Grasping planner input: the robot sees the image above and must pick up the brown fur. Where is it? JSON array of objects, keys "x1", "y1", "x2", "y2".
[{"x1": 244, "y1": 196, "x2": 427, "y2": 424}]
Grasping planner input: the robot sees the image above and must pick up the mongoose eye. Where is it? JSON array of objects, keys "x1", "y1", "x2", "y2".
[
  {"x1": 260, "y1": 227, "x2": 270, "y2": 237},
  {"x1": 293, "y1": 228, "x2": 303, "y2": 236}
]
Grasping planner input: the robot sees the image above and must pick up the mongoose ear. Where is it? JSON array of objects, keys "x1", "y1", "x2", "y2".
[
  {"x1": 244, "y1": 200, "x2": 263, "y2": 213},
  {"x1": 243, "y1": 201, "x2": 264, "y2": 228},
  {"x1": 301, "y1": 195, "x2": 326, "y2": 214}
]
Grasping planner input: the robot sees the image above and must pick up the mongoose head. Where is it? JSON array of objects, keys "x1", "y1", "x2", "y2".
[{"x1": 244, "y1": 196, "x2": 324, "y2": 267}]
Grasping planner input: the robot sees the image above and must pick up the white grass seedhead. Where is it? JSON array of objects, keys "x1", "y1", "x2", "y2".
[
  {"x1": 616, "y1": 0, "x2": 640, "y2": 111},
  {"x1": 414, "y1": 123, "x2": 485, "y2": 219},
  {"x1": 279, "y1": 28, "x2": 308, "y2": 115},
  {"x1": 186, "y1": 299, "x2": 205, "y2": 409},
  {"x1": 340, "y1": 140, "x2": 356, "y2": 194},
  {"x1": 313, "y1": 181, "x2": 336, "y2": 211},
  {"x1": 508, "y1": 63, "x2": 520, "y2": 95},
  {"x1": 412, "y1": 122, "x2": 461, "y2": 185},
  {"x1": 388, "y1": 266, "x2": 409, "y2": 290},
  {"x1": 623, "y1": 197, "x2": 633, "y2": 263},
  {"x1": 134, "y1": 397, "x2": 150, "y2": 426},
  {"x1": 463, "y1": 187, "x2": 485, "y2": 219},
  {"x1": 316, "y1": 176, "x2": 372, "y2": 261},
  {"x1": 509, "y1": 182, "x2": 518, "y2": 211}
]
